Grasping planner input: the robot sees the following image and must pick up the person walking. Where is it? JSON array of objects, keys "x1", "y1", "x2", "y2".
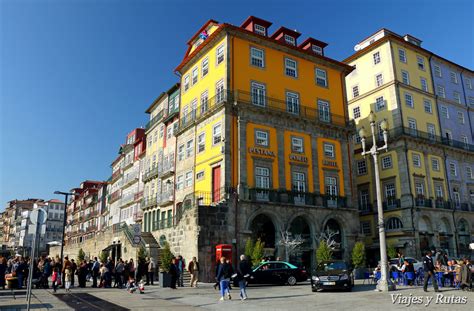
[
  {"x1": 61, "y1": 256, "x2": 72, "y2": 289},
  {"x1": 91, "y1": 257, "x2": 100, "y2": 288},
  {"x1": 460, "y1": 258, "x2": 472, "y2": 291},
  {"x1": 147, "y1": 258, "x2": 156, "y2": 286},
  {"x1": 177, "y1": 256, "x2": 185, "y2": 287},
  {"x1": 115, "y1": 259, "x2": 124, "y2": 288},
  {"x1": 64, "y1": 267, "x2": 72, "y2": 293},
  {"x1": 188, "y1": 257, "x2": 200, "y2": 287},
  {"x1": 423, "y1": 250, "x2": 440, "y2": 292},
  {"x1": 70, "y1": 259, "x2": 77, "y2": 288},
  {"x1": 216, "y1": 256, "x2": 232, "y2": 301},
  {"x1": 169, "y1": 258, "x2": 178, "y2": 289},
  {"x1": 51, "y1": 267, "x2": 59, "y2": 293},
  {"x1": 237, "y1": 255, "x2": 251, "y2": 300}
]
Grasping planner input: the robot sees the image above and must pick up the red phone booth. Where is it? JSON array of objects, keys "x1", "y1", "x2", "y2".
[{"x1": 215, "y1": 244, "x2": 233, "y2": 263}]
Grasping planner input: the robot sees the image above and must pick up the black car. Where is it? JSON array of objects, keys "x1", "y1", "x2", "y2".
[
  {"x1": 311, "y1": 260, "x2": 354, "y2": 292},
  {"x1": 245, "y1": 261, "x2": 308, "y2": 286}
]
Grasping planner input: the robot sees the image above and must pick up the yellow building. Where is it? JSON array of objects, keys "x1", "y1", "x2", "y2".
[
  {"x1": 344, "y1": 29, "x2": 461, "y2": 261},
  {"x1": 146, "y1": 17, "x2": 359, "y2": 278}
]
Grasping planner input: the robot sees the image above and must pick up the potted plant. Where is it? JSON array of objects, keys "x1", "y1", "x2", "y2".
[
  {"x1": 158, "y1": 242, "x2": 174, "y2": 287},
  {"x1": 351, "y1": 242, "x2": 366, "y2": 279}
]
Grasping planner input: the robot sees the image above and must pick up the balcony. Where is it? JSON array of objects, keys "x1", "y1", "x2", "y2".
[
  {"x1": 234, "y1": 90, "x2": 350, "y2": 128},
  {"x1": 385, "y1": 127, "x2": 474, "y2": 152},
  {"x1": 247, "y1": 188, "x2": 348, "y2": 208},
  {"x1": 141, "y1": 195, "x2": 158, "y2": 209},
  {"x1": 459, "y1": 203, "x2": 470, "y2": 211},
  {"x1": 145, "y1": 109, "x2": 164, "y2": 131},
  {"x1": 108, "y1": 190, "x2": 121, "y2": 204},
  {"x1": 158, "y1": 160, "x2": 174, "y2": 178},
  {"x1": 134, "y1": 191, "x2": 144, "y2": 202},
  {"x1": 157, "y1": 189, "x2": 174, "y2": 206},
  {"x1": 177, "y1": 90, "x2": 230, "y2": 133},
  {"x1": 133, "y1": 211, "x2": 143, "y2": 222},
  {"x1": 163, "y1": 105, "x2": 179, "y2": 123},
  {"x1": 358, "y1": 202, "x2": 373, "y2": 214},
  {"x1": 143, "y1": 167, "x2": 159, "y2": 182},
  {"x1": 382, "y1": 198, "x2": 401, "y2": 210},
  {"x1": 435, "y1": 199, "x2": 451, "y2": 210},
  {"x1": 152, "y1": 217, "x2": 174, "y2": 231},
  {"x1": 111, "y1": 169, "x2": 123, "y2": 183},
  {"x1": 415, "y1": 197, "x2": 432, "y2": 207},
  {"x1": 121, "y1": 194, "x2": 135, "y2": 206}
]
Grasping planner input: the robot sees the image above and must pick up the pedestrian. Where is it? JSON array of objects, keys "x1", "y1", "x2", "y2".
[
  {"x1": 460, "y1": 258, "x2": 472, "y2": 291},
  {"x1": 65, "y1": 267, "x2": 72, "y2": 293},
  {"x1": 78, "y1": 260, "x2": 88, "y2": 288},
  {"x1": 114, "y1": 259, "x2": 124, "y2": 288},
  {"x1": 423, "y1": 250, "x2": 440, "y2": 292},
  {"x1": 237, "y1": 254, "x2": 251, "y2": 300},
  {"x1": 188, "y1": 257, "x2": 200, "y2": 287},
  {"x1": 216, "y1": 256, "x2": 232, "y2": 301},
  {"x1": 169, "y1": 258, "x2": 178, "y2": 289},
  {"x1": 91, "y1": 257, "x2": 100, "y2": 288},
  {"x1": 129, "y1": 258, "x2": 135, "y2": 278},
  {"x1": 145, "y1": 257, "x2": 151, "y2": 285},
  {"x1": 51, "y1": 267, "x2": 59, "y2": 293},
  {"x1": 177, "y1": 256, "x2": 185, "y2": 287},
  {"x1": 0, "y1": 256, "x2": 6, "y2": 290},
  {"x1": 147, "y1": 257, "x2": 155, "y2": 286},
  {"x1": 61, "y1": 256, "x2": 72, "y2": 288},
  {"x1": 70, "y1": 259, "x2": 77, "y2": 288},
  {"x1": 226, "y1": 259, "x2": 234, "y2": 290},
  {"x1": 213, "y1": 260, "x2": 221, "y2": 290}
]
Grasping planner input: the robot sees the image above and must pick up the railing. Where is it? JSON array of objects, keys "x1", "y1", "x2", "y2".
[
  {"x1": 152, "y1": 217, "x2": 174, "y2": 231},
  {"x1": 134, "y1": 191, "x2": 143, "y2": 201},
  {"x1": 158, "y1": 160, "x2": 174, "y2": 178},
  {"x1": 178, "y1": 90, "x2": 231, "y2": 132},
  {"x1": 246, "y1": 188, "x2": 348, "y2": 208},
  {"x1": 123, "y1": 172, "x2": 139, "y2": 187},
  {"x1": 143, "y1": 167, "x2": 159, "y2": 182},
  {"x1": 121, "y1": 193, "x2": 135, "y2": 206},
  {"x1": 381, "y1": 127, "x2": 474, "y2": 152},
  {"x1": 145, "y1": 109, "x2": 164, "y2": 131},
  {"x1": 164, "y1": 105, "x2": 179, "y2": 122},
  {"x1": 459, "y1": 203, "x2": 470, "y2": 211},
  {"x1": 234, "y1": 90, "x2": 349, "y2": 127},
  {"x1": 141, "y1": 195, "x2": 158, "y2": 208},
  {"x1": 358, "y1": 202, "x2": 373, "y2": 213},
  {"x1": 382, "y1": 198, "x2": 401, "y2": 210},
  {"x1": 415, "y1": 197, "x2": 432, "y2": 207},
  {"x1": 112, "y1": 169, "x2": 123, "y2": 182},
  {"x1": 435, "y1": 199, "x2": 451, "y2": 210},
  {"x1": 108, "y1": 190, "x2": 121, "y2": 204},
  {"x1": 157, "y1": 189, "x2": 174, "y2": 206}
]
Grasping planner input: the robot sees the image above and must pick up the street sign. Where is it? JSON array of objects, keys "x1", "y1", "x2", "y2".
[
  {"x1": 132, "y1": 224, "x2": 141, "y2": 235},
  {"x1": 30, "y1": 208, "x2": 47, "y2": 225},
  {"x1": 133, "y1": 236, "x2": 141, "y2": 245}
]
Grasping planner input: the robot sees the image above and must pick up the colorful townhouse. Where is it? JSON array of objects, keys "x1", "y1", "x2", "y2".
[
  {"x1": 141, "y1": 84, "x2": 180, "y2": 235},
  {"x1": 344, "y1": 29, "x2": 474, "y2": 262},
  {"x1": 143, "y1": 16, "x2": 358, "y2": 280}
]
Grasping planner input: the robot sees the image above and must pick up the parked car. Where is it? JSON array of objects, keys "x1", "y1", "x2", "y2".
[
  {"x1": 388, "y1": 257, "x2": 423, "y2": 271},
  {"x1": 245, "y1": 261, "x2": 308, "y2": 286},
  {"x1": 311, "y1": 260, "x2": 354, "y2": 292}
]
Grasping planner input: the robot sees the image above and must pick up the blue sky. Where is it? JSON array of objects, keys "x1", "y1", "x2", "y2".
[{"x1": 1, "y1": 0, "x2": 473, "y2": 209}]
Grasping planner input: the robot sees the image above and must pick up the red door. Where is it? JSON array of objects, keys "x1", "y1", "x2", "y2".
[{"x1": 212, "y1": 166, "x2": 221, "y2": 203}]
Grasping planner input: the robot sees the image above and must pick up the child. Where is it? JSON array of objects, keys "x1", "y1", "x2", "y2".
[
  {"x1": 65, "y1": 268, "x2": 72, "y2": 293},
  {"x1": 127, "y1": 275, "x2": 137, "y2": 293},
  {"x1": 138, "y1": 280, "x2": 145, "y2": 294},
  {"x1": 51, "y1": 267, "x2": 58, "y2": 293}
]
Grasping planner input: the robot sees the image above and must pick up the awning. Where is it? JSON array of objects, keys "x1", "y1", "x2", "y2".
[{"x1": 102, "y1": 243, "x2": 121, "y2": 252}]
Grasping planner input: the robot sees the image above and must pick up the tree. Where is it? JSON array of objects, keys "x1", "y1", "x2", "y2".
[
  {"x1": 387, "y1": 244, "x2": 397, "y2": 259},
  {"x1": 277, "y1": 230, "x2": 304, "y2": 262},
  {"x1": 316, "y1": 240, "x2": 333, "y2": 263},
  {"x1": 99, "y1": 251, "x2": 108, "y2": 263},
  {"x1": 317, "y1": 227, "x2": 340, "y2": 250},
  {"x1": 159, "y1": 242, "x2": 174, "y2": 273},
  {"x1": 244, "y1": 238, "x2": 254, "y2": 263},
  {"x1": 351, "y1": 242, "x2": 366, "y2": 268},
  {"x1": 251, "y1": 238, "x2": 265, "y2": 266},
  {"x1": 77, "y1": 248, "x2": 85, "y2": 262},
  {"x1": 137, "y1": 246, "x2": 148, "y2": 262}
]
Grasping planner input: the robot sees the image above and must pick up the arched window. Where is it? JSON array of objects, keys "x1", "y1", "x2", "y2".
[{"x1": 386, "y1": 217, "x2": 403, "y2": 231}]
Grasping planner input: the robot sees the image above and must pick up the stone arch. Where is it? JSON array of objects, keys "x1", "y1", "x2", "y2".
[
  {"x1": 249, "y1": 213, "x2": 277, "y2": 249},
  {"x1": 438, "y1": 217, "x2": 453, "y2": 256},
  {"x1": 418, "y1": 215, "x2": 434, "y2": 253},
  {"x1": 457, "y1": 218, "x2": 471, "y2": 256},
  {"x1": 321, "y1": 217, "x2": 344, "y2": 259}
]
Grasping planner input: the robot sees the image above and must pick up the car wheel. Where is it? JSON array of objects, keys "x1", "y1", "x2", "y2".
[{"x1": 287, "y1": 276, "x2": 297, "y2": 286}]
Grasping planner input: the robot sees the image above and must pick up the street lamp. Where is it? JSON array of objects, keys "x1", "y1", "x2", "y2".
[
  {"x1": 54, "y1": 191, "x2": 76, "y2": 265},
  {"x1": 359, "y1": 111, "x2": 395, "y2": 292}
]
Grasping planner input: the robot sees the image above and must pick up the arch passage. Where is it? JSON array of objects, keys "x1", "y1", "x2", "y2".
[
  {"x1": 250, "y1": 214, "x2": 276, "y2": 249},
  {"x1": 323, "y1": 219, "x2": 343, "y2": 259},
  {"x1": 288, "y1": 216, "x2": 311, "y2": 268}
]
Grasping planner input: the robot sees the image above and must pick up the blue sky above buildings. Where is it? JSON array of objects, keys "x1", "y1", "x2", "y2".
[{"x1": 1, "y1": 0, "x2": 473, "y2": 209}]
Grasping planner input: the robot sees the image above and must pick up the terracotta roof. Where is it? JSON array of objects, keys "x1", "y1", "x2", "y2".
[
  {"x1": 299, "y1": 37, "x2": 328, "y2": 48},
  {"x1": 240, "y1": 16, "x2": 272, "y2": 28},
  {"x1": 270, "y1": 26, "x2": 301, "y2": 39}
]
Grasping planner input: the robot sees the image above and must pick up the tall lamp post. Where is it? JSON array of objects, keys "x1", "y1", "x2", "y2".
[
  {"x1": 54, "y1": 191, "x2": 76, "y2": 264},
  {"x1": 359, "y1": 111, "x2": 395, "y2": 292}
]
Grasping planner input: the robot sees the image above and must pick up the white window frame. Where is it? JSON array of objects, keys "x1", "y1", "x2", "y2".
[
  {"x1": 416, "y1": 56, "x2": 425, "y2": 70},
  {"x1": 466, "y1": 167, "x2": 473, "y2": 179},
  {"x1": 315, "y1": 68, "x2": 328, "y2": 87},
  {"x1": 186, "y1": 139, "x2": 194, "y2": 158},
  {"x1": 412, "y1": 153, "x2": 421, "y2": 167},
  {"x1": 212, "y1": 123, "x2": 222, "y2": 145},
  {"x1": 453, "y1": 92, "x2": 461, "y2": 104},
  {"x1": 401, "y1": 70, "x2": 410, "y2": 85},
  {"x1": 437, "y1": 85, "x2": 446, "y2": 98},
  {"x1": 420, "y1": 77, "x2": 428, "y2": 92},
  {"x1": 197, "y1": 132, "x2": 205, "y2": 153},
  {"x1": 196, "y1": 171, "x2": 205, "y2": 181},
  {"x1": 323, "y1": 143, "x2": 335, "y2": 158},
  {"x1": 424, "y1": 99, "x2": 432, "y2": 113},
  {"x1": 375, "y1": 96, "x2": 385, "y2": 111},
  {"x1": 357, "y1": 159, "x2": 367, "y2": 175},
  {"x1": 184, "y1": 75, "x2": 190, "y2": 92},
  {"x1": 176, "y1": 175, "x2": 184, "y2": 190},
  {"x1": 250, "y1": 47, "x2": 265, "y2": 68},
  {"x1": 434, "y1": 64, "x2": 442, "y2": 77},
  {"x1": 284, "y1": 57, "x2": 298, "y2": 78},
  {"x1": 201, "y1": 57, "x2": 209, "y2": 77},
  {"x1": 440, "y1": 105, "x2": 449, "y2": 118},
  {"x1": 431, "y1": 158, "x2": 440, "y2": 171},
  {"x1": 457, "y1": 111, "x2": 465, "y2": 124},
  {"x1": 398, "y1": 48, "x2": 407, "y2": 63},
  {"x1": 216, "y1": 44, "x2": 225, "y2": 65},
  {"x1": 312, "y1": 45, "x2": 323, "y2": 55},
  {"x1": 291, "y1": 137, "x2": 304, "y2": 153},
  {"x1": 449, "y1": 162, "x2": 457, "y2": 177},
  {"x1": 461, "y1": 135, "x2": 469, "y2": 148},
  {"x1": 381, "y1": 155, "x2": 392, "y2": 169},
  {"x1": 284, "y1": 34, "x2": 295, "y2": 46},
  {"x1": 254, "y1": 24, "x2": 266, "y2": 36},
  {"x1": 450, "y1": 71, "x2": 458, "y2": 84},
  {"x1": 286, "y1": 91, "x2": 300, "y2": 115},
  {"x1": 405, "y1": 92, "x2": 414, "y2": 108},
  {"x1": 318, "y1": 99, "x2": 331, "y2": 122},
  {"x1": 251, "y1": 81, "x2": 266, "y2": 107},
  {"x1": 185, "y1": 171, "x2": 193, "y2": 188},
  {"x1": 466, "y1": 78, "x2": 472, "y2": 90},
  {"x1": 255, "y1": 130, "x2": 269, "y2": 147},
  {"x1": 427, "y1": 123, "x2": 436, "y2": 140},
  {"x1": 178, "y1": 144, "x2": 184, "y2": 161},
  {"x1": 191, "y1": 67, "x2": 198, "y2": 85}
]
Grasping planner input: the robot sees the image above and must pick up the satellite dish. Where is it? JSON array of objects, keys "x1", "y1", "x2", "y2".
[{"x1": 354, "y1": 44, "x2": 361, "y2": 51}]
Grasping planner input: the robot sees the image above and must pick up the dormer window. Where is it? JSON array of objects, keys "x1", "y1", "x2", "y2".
[
  {"x1": 254, "y1": 24, "x2": 266, "y2": 36},
  {"x1": 284, "y1": 34, "x2": 296, "y2": 46},
  {"x1": 312, "y1": 45, "x2": 323, "y2": 55}
]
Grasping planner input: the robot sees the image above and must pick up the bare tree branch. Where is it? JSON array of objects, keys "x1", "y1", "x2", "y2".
[{"x1": 277, "y1": 229, "x2": 304, "y2": 262}]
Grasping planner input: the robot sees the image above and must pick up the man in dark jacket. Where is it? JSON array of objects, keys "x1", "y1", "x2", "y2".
[
  {"x1": 237, "y1": 255, "x2": 251, "y2": 300},
  {"x1": 216, "y1": 257, "x2": 232, "y2": 300},
  {"x1": 169, "y1": 258, "x2": 178, "y2": 289},
  {"x1": 423, "y1": 250, "x2": 439, "y2": 292}
]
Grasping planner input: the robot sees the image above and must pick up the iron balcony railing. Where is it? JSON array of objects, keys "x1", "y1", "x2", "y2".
[
  {"x1": 141, "y1": 195, "x2": 158, "y2": 209},
  {"x1": 247, "y1": 188, "x2": 348, "y2": 208},
  {"x1": 178, "y1": 90, "x2": 231, "y2": 132},
  {"x1": 152, "y1": 217, "x2": 174, "y2": 231},
  {"x1": 382, "y1": 198, "x2": 401, "y2": 210},
  {"x1": 415, "y1": 197, "x2": 432, "y2": 207},
  {"x1": 158, "y1": 160, "x2": 174, "y2": 178},
  {"x1": 142, "y1": 167, "x2": 159, "y2": 182},
  {"x1": 234, "y1": 90, "x2": 350, "y2": 128},
  {"x1": 460, "y1": 203, "x2": 470, "y2": 211},
  {"x1": 145, "y1": 109, "x2": 165, "y2": 131},
  {"x1": 358, "y1": 202, "x2": 373, "y2": 213},
  {"x1": 157, "y1": 189, "x2": 174, "y2": 206},
  {"x1": 376, "y1": 126, "x2": 474, "y2": 152},
  {"x1": 163, "y1": 105, "x2": 179, "y2": 123},
  {"x1": 435, "y1": 199, "x2": 452, "y2": 210}
]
